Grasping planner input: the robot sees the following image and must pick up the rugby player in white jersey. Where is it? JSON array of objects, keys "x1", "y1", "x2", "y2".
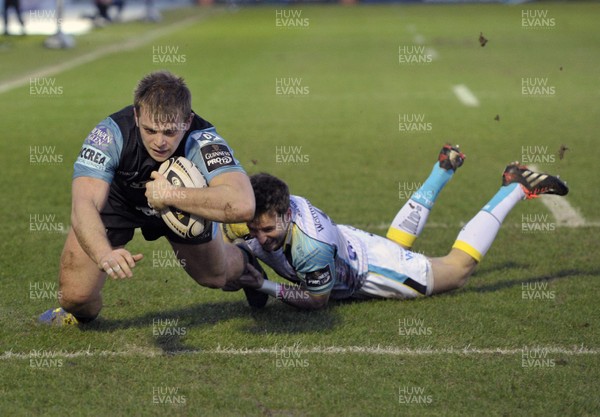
[{"x1": 231, "y1": 145, "x2": 568, "y2": 309}]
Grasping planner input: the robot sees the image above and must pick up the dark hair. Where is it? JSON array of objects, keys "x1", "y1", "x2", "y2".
[
  {"x1": 250, "y1": 173, "x2": 290, "y2": 218},
  {"x1": 133, "y1": 71, "x2": 192, "y2": 123}
]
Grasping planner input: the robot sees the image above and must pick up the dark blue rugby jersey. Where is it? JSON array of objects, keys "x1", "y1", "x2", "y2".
[{"x1": 73, "y1": 105, "x2": 245, "y2": 215}]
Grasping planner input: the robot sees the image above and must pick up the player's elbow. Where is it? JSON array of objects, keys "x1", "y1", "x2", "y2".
[
  {"x1": 237, "y1": 198, "x2": 256, "y2": 222},
  {"x1": 302, "y1": 294, "x2": 329, "y2": 310},
  {"x1": 308, "y1": 301, "x2": 328, "y2": 310},
  {"x1": 70, "y1": 204, "x2": 87, "y2": 233},
  {"x1": 225, "y1": 196, "x2": 255, "y2": 223}
]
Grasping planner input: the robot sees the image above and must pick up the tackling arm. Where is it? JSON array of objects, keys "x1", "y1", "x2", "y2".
[
  {"x1": 145, "y1": 170, "x2": 255, "y2": 223},
  {"x1": 239, "y1": 264, "x2": 330, "y2": 310},
  {"x1": 275, "y1": 280, "x2": 330, "y2": 310}
]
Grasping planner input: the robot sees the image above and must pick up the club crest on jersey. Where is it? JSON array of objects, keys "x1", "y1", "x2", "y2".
[
  {"x1": 201, "y1": 144, "x2": 235, "y2": 173},
  {"x1": 76, "y1": 145, "x2": 110, "y2": 171}
]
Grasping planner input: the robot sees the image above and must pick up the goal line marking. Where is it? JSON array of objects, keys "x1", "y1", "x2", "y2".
[{"x1": 2, "y1": 345, "x2": 598, "y2": 360}]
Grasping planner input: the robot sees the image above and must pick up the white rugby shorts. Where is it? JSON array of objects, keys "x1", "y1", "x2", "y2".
[{"x1": 350, "y1": 228, "x2": 433, "y2": 299}]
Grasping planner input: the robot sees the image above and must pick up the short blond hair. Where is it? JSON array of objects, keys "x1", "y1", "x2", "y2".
[{"x1": 133, "y1": 71, "x2": 192, "y2": 123}]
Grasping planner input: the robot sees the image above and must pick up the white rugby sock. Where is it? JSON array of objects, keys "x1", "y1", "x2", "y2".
[
  {"x1": 453, "y1": 183, "x2": 525, "y2": 262},
  {"x1": 387, "y1": 201, "x2": 431, "y2": 248}
]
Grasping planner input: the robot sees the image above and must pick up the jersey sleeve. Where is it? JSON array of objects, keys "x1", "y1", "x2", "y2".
[
  {"x1": 290, "y1": 225, "x2": 336, "y2": 295},
  {"x1": 184, "y1": 128, "x2": 245, "y2": 184},
  {"x1": 73, "y1": 117, "x2": 123, "y2": 184}
]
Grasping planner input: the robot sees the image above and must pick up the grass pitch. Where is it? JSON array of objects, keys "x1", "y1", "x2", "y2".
[{"x1": 1, "y1": 3, "x2": 599, "y2": 416}]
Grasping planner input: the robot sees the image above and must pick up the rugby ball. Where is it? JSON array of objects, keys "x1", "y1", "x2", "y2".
[{"x1": 158, "y1": 157, "x2": 208, "y2": 239}]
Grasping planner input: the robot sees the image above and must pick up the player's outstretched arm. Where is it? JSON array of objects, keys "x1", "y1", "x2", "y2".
[
  {"x1": 278, "y1": 283, "x2": 330, "y2": 310},
  {"x1": 71, "y1": 177, "x2": 143, "y2": 279},
  {"x1": 239, "y1": 264, "x2": 330, "y2": 310},
  {"x1": 146, "y1": 171, "x2": 255, "y2": 223}
]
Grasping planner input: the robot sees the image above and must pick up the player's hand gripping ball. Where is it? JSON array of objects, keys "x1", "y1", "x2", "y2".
[{"x1": 158, "y1": 157, "x2": 209, "y2": 239}]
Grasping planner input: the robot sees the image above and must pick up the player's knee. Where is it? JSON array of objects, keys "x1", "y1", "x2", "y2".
[
  {"x1": 444, "y1": 262, "x2": 474, "y2": 290},
  {"x1": 453, "y1": 270, "x2": 471, "y2": 289},
  {"x1": 431, "y1": 253, "x2": 477, "y2": 294},
  {"x1": 446, "y1": 250, "x2": 477, "y2": 287},
  {"x1": 187, "y1": 270, "x2": 227, "y2": 289},
  {"x1": 59, "y1": 291, "x2": 101, "y2": 322},
  {"x1": 195, "y1": 278, "x2": 224, "y2": 289},
  {"x1": 58, "y1": 274, "x2": 101, "y2": 312},
  {"x1": 59, "y1": 289, "x2": 97, "y2": 309}
]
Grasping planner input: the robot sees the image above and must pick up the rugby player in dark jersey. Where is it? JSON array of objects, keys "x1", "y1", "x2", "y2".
[{"x1": 39, "y1": 71, "x2": 258, "y2": 325}]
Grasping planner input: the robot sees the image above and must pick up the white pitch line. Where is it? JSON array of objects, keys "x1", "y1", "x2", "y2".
[
  {"x1": 528, "y1": 165, "x2": 586, "y2": 227},
  {"x1": 452, "y1": 84, "x2": 480, "y2": 107},
  {"x1": 1, "y1": 345, "x2": 598, "y2": 360},
  {"x1": 0, "y1": 11, "x2": 219, "y2": 96},
  {"x1": 538, "y1": 195, "x2": 586, "y2": 227}
]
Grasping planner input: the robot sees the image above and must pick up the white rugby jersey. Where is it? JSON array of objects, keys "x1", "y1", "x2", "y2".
[{"x1": 247, "y1": 195, "x2": 369, "y2": 299}]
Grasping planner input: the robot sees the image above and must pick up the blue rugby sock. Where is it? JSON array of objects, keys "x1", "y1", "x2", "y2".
[{"x1": 387, "y1": 162, "x2": 455, "y2": 248}]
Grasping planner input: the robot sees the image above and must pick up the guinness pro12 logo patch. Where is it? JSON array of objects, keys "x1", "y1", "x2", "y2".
[{"x1": 201, "y1": 144, "x2": 236, "y2": 173}]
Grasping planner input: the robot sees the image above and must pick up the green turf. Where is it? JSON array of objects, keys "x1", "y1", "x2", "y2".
[{"x1": 1, "y1": 3, "x2": 599, "y2": 416}]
